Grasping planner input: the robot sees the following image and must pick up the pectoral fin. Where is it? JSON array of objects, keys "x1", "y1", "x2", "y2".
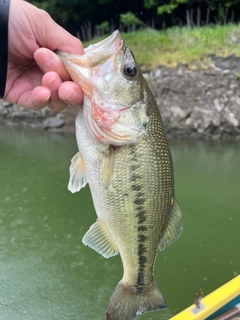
[
  {"x1": 82, "y1": 219, "x2": 118, "y2": 258},
  {"x1": 102, "y1": 146, "x2": 115, "y2": 189},
  {"x1": 159, "y1": 199, "x2": 183, "y2": 251},
  {"x1": 68, "y1": 152, "x2": 88, "y2": 193}
]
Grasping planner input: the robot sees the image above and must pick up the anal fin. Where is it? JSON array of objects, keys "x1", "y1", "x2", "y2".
[
  {"x1": 82, "y1": 219, "x2": 118, "y2": 258},
  {"x1": 68, "y1": 152, "x2": 88, "y2": 193},
  {"x1": 159, "y1": 198, "x2": 183, "y2": 251}
]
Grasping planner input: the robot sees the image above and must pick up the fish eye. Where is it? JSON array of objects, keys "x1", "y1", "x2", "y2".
[{"x1": 123, "y1": 63, "x2": 138, "y2": 78}]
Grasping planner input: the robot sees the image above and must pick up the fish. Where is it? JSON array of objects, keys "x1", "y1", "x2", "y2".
[{"x1": 57, "y1": 30, "x2": 183, "y2": 320}]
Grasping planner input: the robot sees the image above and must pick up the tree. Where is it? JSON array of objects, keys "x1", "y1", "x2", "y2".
[{"x1": 120, "y1": 12, "x2": 143, "y2": 32}]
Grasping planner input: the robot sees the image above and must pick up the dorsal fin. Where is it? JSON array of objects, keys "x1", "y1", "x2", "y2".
[{"x1": 159, "y1": 199, "x2": 183, "y2": 251}]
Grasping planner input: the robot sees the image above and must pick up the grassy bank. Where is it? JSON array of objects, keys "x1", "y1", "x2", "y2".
[{"x1": 84, "y1": 24, "x2": 240, "y2": 69}]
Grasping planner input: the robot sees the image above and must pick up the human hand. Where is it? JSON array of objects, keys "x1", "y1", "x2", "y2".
[{"x1": 4, "y1": 0, "x2": 84, "y2": 111}]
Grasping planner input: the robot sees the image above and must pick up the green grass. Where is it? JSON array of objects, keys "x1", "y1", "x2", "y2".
[{"x1": 83, "y1": 24, "x2": 240, "y2": 69}]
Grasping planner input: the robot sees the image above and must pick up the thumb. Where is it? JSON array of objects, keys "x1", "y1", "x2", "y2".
[{"x1": 33, "y1": 6, "x2": 84, "y2": 54}]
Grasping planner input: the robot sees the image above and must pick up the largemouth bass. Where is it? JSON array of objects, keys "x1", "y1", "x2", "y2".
[{"x1": 57, "y1": 30, "x2": 183, "y2": 320}]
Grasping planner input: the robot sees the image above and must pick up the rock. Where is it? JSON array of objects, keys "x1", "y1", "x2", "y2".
[
  {"x1": 211, "y1": 54, "x2": 240, "y2": 73},
  {"x1": 0, "y1": 100, "x2": 52, "y2": 128},
  {"x1": 213, "y1": 98, "x2": 224, "y2": 112},
  {"x1": 227, "y1": 112, "x2": 239, "y2": 127},
  {"x1": 147, "y1": 55, "x2": 240, "y2": 141},
  {"x1": 212, "y1": 114, "x2": 221, "y2": 127},
  {"x1": 43, "y1": 116, "x2": 65, "y2": 129},
  {"x1": 1, "y1": 101, "x2": 12, "y2": 107},
  {"x1": 170, "y1": 106, "x2": 188, "y2": 119},
  {"x1": 213, "y1": 56, "x2": 234, "y2": 70}
]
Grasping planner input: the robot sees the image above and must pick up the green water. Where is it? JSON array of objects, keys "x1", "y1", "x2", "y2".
[{"x1": 0, "y1": 126, "x2": 239, "y2": 320}]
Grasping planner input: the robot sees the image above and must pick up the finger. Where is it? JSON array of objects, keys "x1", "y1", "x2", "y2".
[
  {"x1": 36, "y1": 13, "x2": 84, "y2": 54},
  {"x1": 58, "y1": 81, "x2": 83, "y2": 106},
  {"x1": 42, "y1": 72, "x2": 67, "y2": 112},
  {"x1": 34, "y1": 48, "x2": 70, "y2": 81},
  {"x1": 29, "y1": 86, "x2": 51, "y2": 110}
]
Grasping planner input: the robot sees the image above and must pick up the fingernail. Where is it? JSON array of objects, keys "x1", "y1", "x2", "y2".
[
  {"x1": 66, "y1": 88, "x2": 78, "y2": 101},
  {"x1": 35, "y1": 50, "x2": 51, "y2": 66},
  {"x1": 47, "y1": 74, "x2": 58, "y2": 85}
]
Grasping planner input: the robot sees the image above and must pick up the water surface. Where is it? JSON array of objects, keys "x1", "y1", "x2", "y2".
[{"x1": 0, "y1": 126, "x2": 239, "y2": 320}]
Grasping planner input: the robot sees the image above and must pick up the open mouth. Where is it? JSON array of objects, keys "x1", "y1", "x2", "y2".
[
  {"x1": 84, "y1": 30, "x2": 122, "y2": 54},
  {"x1": 57, "y1": 30, "x2": 123, "y2": 69}
]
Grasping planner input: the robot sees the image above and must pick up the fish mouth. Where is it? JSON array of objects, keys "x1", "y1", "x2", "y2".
[
  {"x1": 56, "y1": 31, "x2": 124, "y2": 99},
  {"x1": 85, "y1": 30, "x2": 122, "y2": 54},
  {"x1": 57, "y1": 30, "x2": 123, "y2": 68}
]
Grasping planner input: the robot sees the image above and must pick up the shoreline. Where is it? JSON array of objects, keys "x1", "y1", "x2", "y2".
[{"x1": 1, "y1": 58, "x2": 240, "y2": 141}]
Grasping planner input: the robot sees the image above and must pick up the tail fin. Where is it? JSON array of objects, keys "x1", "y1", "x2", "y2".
[{"x1": 106, "y1": 281, "x2": 166, "y2": 320}]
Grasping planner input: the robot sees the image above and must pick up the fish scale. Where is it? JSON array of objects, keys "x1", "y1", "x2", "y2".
[{"x1": 57, "y1": 30, "x2": 183, "y2": 320}]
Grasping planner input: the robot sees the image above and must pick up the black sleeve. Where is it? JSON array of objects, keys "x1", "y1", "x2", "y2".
[{"x1": 0, "y1": 0, "x2": 10, "y2": 99}]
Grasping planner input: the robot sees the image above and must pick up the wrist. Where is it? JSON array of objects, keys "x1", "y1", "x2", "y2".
[{"x1": 0, "y1": 0, "x2": 10, "y2": 99}]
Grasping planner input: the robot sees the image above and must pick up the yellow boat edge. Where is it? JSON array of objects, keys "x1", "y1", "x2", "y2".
[{"x1": 170, "y1": 275, "x2": 240, "y2": 320}]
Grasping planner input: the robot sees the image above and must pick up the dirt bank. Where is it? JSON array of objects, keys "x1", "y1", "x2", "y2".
[{"x1": 1, "y1": 55, "x2": 240, "y2": 141}]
